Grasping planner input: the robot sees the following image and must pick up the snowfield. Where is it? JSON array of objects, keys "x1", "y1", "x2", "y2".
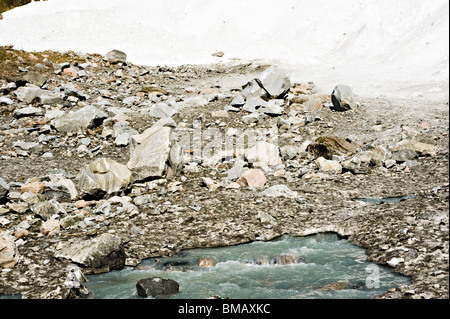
[{"x1": 0, "y1": 0, "x2": 448, "y2": 100}]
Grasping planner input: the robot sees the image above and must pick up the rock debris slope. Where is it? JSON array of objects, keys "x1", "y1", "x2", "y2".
[{"x1": 0, "y1": 46, "x2": 448, "y2": 299}]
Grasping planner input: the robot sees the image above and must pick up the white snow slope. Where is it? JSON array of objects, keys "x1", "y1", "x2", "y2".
[{"x1": 0, "y1": 0, "x2": 448, "y2": 100}]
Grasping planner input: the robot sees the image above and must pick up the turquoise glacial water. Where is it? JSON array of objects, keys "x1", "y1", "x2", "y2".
[{"x1": 84, "y1": 233, "x2": 411, "y2": 299}]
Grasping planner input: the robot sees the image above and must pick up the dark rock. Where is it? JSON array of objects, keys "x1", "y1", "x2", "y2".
[{"x1": 136, "y1": 277, "x2": 179, "y2": 299}]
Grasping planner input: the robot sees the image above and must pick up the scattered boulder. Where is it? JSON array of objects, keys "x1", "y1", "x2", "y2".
[
  {"x1": 331, "y1": 85, "x2": 359, "y2": 111},
  {"x1": 54, "y1": 233, "x2": 126, "y2": 273},
  {"x1": 112, "y1": 121, "x2": 138, "y2": 147},
  {"x1": 391, "y1": 140, "x2": 437, "y2": 157},
  {"x1": 52, "y1": 105, "x2": 108, "y2": 134},
  {"x1": 23, "y1": 71, "x2": 47, "y2": 87},
  {"x1": 104, "y1": 50, "x2": 127, "y2": 64},
  {"x1": 77, "y1": 158, "x2": 132, "y2": 199},
  {"x1": 127, "y1": 120, "x2": 173, "y2": 182},
  {"x1": 40, "y1": 219, "x2": 61, "y2": 236},
  {"x1": 0, "y1": 231, "x2": 20, "y2": 268},
  {"x1": 261, "y1": 184, "x2": 299, "y2": 199},
  {"x1": 245, "y1": 141, "x2": 283, "y2": 168},
  {"x1": 256, "y1": 66, "x2": 291, "y2": 100},
  {"x1": 202, "y1": 177, "x2": 220, "y2": 192},
  {"x1": 315, "y1": 157, "x2": 342, "y2": 173},
  {"x1": 0, "y1": 177, "x2": 9, "y2": 201},
  {"x1": 236, "y1": 169, "x2": 267, "y2": 188},
  {"x1": 136, "y1": 277, "x2": 179, "y2": 299},
  {"x1": 307, "y1": 136, "x2": 358, "y2": 160},
  {"x1": 391, "y1": 149, "x2": 418, "y2": 162},
  {"x1": 13, "y1": 106, "x2": 44, "y2": 118},
  {"x1": 14, "y1": 86, "x2": 64, "y2": 105},
  {"x1": 148, "y1": 101, "x2": 180, "y2": 119},
  {"x1": 43, "y1": 177, "x2": 79, "y2": 202}
]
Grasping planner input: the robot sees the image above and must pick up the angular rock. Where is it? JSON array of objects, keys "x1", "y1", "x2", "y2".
[
  {"x1": 77, "y1": 158, "x2": 132, "y2": 199},
  {"x1": 52, "y1": 105, "x2": 108, "y2": 134},
  {"x1": 55, "y1": 234, "x2": 126, "y2": 273},
  {"x1": 23, "y1": 72, "x2": 47, "y2": 87},
  {"x1": 0, "y1": 231, "x2": 20, "y2": 268},
  {"x1": 44, "y1": 178, "x2": 79, "y2": 202},
  {"x1": 13, "y1": 106, "x2": 44, "y2": 118},
  {"x1": 0, "y1": 177, "x2": 9, "y2": 201},
  {"x1": 236, "y1": 169, "x2": 267, "y2": 188},
  {"x1": 261, "y1": 184, "x2": 299, "y2": 199},
  {"x1": 331, "y1": 85, "x2": 359, "y2": 111},
  {"x1": 230, "y1": 95, "x2": 245, "y2": 107},
  {"x1": 112, "y1": 121, "x2": 138, "y2": 147},
  {"x1": 391, "y1": 149, "x2": 418, "y2": 162},
  {"x1": 104, "y1": 49, "x2": 127, "y2": 64},
  {"x1": 243, "y1": 97, "x2": 266, "y2": 113},
  {"x1": 241, "y1": 79, "x2": 267, "y2": 100},
  {"x1": 148, "y1": 101, "x2": 180, "y2": 119},
  {"x1": 32, "y1": 200, "x2": 67, "y2": 221},
  {"x1": 391, "y1": 140, "x2": 437, "y2": 157},
  {"x1": 127, "y1": 120, "x2": 172, "y2": 182},
  {"x1": 245, "y1": 141, "x2": 283, "y2": 168},
  {"x1": 40, "y1": 219, "x2": 60, "y2": 236},
  {"x1": 14, "y1": 86, "x2": 63, "y2": 104},
  {"x1": 202, "y1": 177, "x2": 220, "y2": 192},
  {"x1": 256, "y1": 66, "x2": 291, "y2": 99},
  {"x1": 315, "y1": 157, "x2": 342, "y2": 173},
  {"x1": 136, "y1": 277, "x2": 179, "y2": 299}
]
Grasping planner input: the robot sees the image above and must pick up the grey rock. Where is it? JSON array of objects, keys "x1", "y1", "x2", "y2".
[
  {"x1": 0, "y1": 177, "x2": 9, "y2": 201},
  {"x1": 136, "y1": 277, "x2": 179, "y2": 299},
  {"x1": 52, "y1": 105, "x2": 108, "y2": 134},
  {"x1": 14, "y1": 86, "x2": 64, "y2": 104},
  {"x1": 243, "y1": 97, "x2": 265, "y2": 113},
  {"x1": 230, "y1": 95, "x2": 245, "y2": 107},
  {"x1": 14, "y1": 87, "x2": 42, "y2": 103},
  {"x1": 331, "y1": 85, "x2": 359, "y2": 111},
  {"x1": 112, "y1": 121, "x2": 138, "y2": 147},
  {"x1": 44, "y1": 178, "x2": 79, "y2": 202},
  {"x1": 77, "y1": 158, "x2": 132, "y2": 199},
  {"x1": 13, "y1": 106, "x2": 44, "y2": 118},
  {"x1": 241, "y1": 79, "x2": 267, "y2": 100},
  {"x1": 221, "y1": 163, "x2": 246, "y2": 182},
  {"x1": 104, "y1": 50, "x2": 127, "y2": 64},
  {"x1": 245, "y1": 141, "x2": 283, "y2": 168},
  {"x1": 13, "y1": 141, "x2": 43, "y2": 155},
  {"x1": 54, "y1": 233, "x2": 126, "y2": 272},
  {"x1": 127, "y1": 120, "x2": 172, "y2": 182},
  {"x1": 256, "y1": 66, "x2": 291, "y2": 99},
  {"x1": 56, "y1": 84, "x2": 88, "y2": 100},
  {"x1": 148, "y1": 101, "x2": 180, "y2": 119},
  {"x1": 261, "y1": 184, "x2": 299, "y2": 199},
  {"x1": 391, "y1": 149, "x2": 418, "y2": 162},
  {"x1": 31, "y1": 200, "x2": 67, "y2": 221},
  {"x1": 0, "y1": 96, "x2": 14, "y2": 105},
  {"x1": 260, "y1": 101, "x2": 284, "y2": 116},
  {"x1": 23, "y1": 72, "x2": 47, "y2": 87}
]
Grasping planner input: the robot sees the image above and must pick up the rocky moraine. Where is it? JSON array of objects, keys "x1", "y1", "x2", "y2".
[{"x1": 0, "y1": 46, "x2": 448, "y2": 299}]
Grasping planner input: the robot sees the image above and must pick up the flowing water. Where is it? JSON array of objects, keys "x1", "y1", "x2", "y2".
[{"x1": 84, "y1": 233, "x2": 410, "y2": 299}]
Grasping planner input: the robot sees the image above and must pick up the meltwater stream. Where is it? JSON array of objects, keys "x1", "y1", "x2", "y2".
[{"x1": 85, "y1": 233, "x2": 410, "y2": 299}]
